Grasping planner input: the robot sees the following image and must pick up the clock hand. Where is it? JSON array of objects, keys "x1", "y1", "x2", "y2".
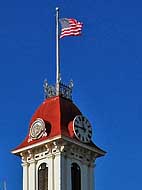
[
  {"x1": 76, "y1": 125, "x2": 86, "y2": 132},
  {"x1": 77, "y1": 125, "x2": 84, "y2": 130},
  {"x1": 82, "y1": 123, "x2": 86, "y2": 132}
]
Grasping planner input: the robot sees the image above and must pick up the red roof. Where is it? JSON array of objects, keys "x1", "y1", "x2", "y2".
[{"x1": 13, "y1": 96, "x2": 82, "y2": 151}]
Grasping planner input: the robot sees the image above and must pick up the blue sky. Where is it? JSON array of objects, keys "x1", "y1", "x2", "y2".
[{"x1": 0, "y1": 0, "x2": 142, "y2": 189}]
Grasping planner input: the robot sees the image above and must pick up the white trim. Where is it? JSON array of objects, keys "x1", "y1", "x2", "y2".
[
  {"x1": 22, "y1": 162, "x2": 29, "y2": 190},
  {"x1": 62, "y1": 136, "x2": 105, "y2": 155},
  {"x1": 11, "y1": 135, "x2": 62, "y2": 154},
  {"x1": 12, "y1": 135, "x2": 105, "y2": 157},
  {"x1": 66, "y1": 157, "x2": 72, "y2": 190},
  {"x1": 28, "y1": 159, "x2": 36, "y2": 190}
]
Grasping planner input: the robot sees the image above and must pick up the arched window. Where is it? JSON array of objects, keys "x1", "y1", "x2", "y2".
[
  {"x1": 71, "y1": 163, "x2": 81, "y2": 190},
  {"x1": 38, "y1": 163, "x2": 48, "y2": 190}
]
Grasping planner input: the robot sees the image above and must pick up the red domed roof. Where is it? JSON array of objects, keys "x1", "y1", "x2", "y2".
[{"x1": 13, "y1": 96, "x2": 82, "y2": 151}]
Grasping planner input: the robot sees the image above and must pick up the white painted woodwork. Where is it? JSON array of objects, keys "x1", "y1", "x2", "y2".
[
  {"x1": 54, "y1": 153, "x2": 61, "y2": 190},
  {"x1": 28, "y1": 159, "x2": 36, "y2": 190},
  {"x1": 81, "y1": 163, "x2": 88, "y2": 190},
  {"x1": 19, "y1": 139, "x2": 98, "y2": 190},
  {"x1": 66, "y1": 157, "x2": 72, "y2": 190},
  {"x1": 48, "y1": 155, "x2": 54, "y2": 190},
  {"x1": 22, "y1": 162, "x2": 29, "y2": 190},
  {"x1": 89, "y1": 165, "x2": 94, "y2": 190}
]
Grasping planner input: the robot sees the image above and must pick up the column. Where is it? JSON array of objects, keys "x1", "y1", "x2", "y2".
[
  {"x1": 61, "y1": 154, "x2": 67, "y2": 190},
  {"x1": 81, "y1": 163, "x2": 88, "y2": 190},
  {"x1": 28, "y1": 159, "x2": 36, "y2": 190},
  {"x1": 88, "y1": 163, "x2": 95, "y2": 190},
  {"x1": 22, "y1": 162, "x2": 29, "y2": 190},
  {"x1": 66, "y1": 157, "x2": 72, "y2": 190},
  {"x1": 48, "y1": 154, "x2": 55, "y2": 190},
  {"x1": 54, "y1": 152, "x2": 61, "y2": 190}
]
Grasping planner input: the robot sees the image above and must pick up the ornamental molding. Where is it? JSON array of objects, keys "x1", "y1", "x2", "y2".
[
  {"x1": 20, "y1": 140, "x2": 66, "y2": 163},
  {"x1": 23, "y1": 140, "x2": 94, "y2": 165},
  {"x1": 12, "y1": 135, "x2": 105, "y2": 162},
  {"x1": 64, "y1": 143, "x2": 96, "y2": 165},
  {"x1": 43, "y1": 79, "x2": 73, "y2": 100},
  {"x1": 12, "y1": 135, "x2": 62, "y2": 154},
  {"x1": 20, "y1": 152, "x2": 28, "y2": 163},
  {"x1": 16, "y1": 136, "x2": 104, "y2": 163}
]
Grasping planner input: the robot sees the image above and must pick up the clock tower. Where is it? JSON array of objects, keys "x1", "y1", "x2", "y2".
[
  {"x1": 12, "y1": 83, "x2": 106, "y2": 190},
  {"x1": 12, "y1": 8, "x2": 106, "y2": 190}
]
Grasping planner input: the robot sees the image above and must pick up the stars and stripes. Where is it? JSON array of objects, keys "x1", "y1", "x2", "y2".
[{"x1": 59, "y1": 18, "x2": 83, "y2": 38}]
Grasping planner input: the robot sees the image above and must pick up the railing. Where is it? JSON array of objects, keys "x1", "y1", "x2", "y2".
[{"x1": 43, "y1": 80, "x2": 73, "y2": 100}]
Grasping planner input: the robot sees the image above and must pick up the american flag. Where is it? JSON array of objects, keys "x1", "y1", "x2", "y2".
[{"x1": 59, "y1": 18, "x2": 83, "y2": 38}]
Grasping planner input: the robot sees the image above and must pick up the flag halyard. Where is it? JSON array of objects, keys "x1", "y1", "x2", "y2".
[{"x1": 59, "y1": 18, "x2": 83, "y2": 38}]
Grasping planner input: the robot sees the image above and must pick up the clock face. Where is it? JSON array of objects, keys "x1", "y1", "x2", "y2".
[
  {"x1": 73, "y1": 115, "x2": 92, "y2": 143},
  {"x1": 30, "y1": 118, "x2": 45, "y2": 139}
]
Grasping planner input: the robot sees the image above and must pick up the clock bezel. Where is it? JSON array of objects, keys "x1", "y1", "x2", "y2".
[{"x1": 73, "y1": 115, "x2": 92, "y2": 143}]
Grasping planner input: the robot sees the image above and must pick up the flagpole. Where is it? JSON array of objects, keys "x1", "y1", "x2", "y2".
[{"x1": 56, "y1": 7, "x2": 60, "y2": 95}]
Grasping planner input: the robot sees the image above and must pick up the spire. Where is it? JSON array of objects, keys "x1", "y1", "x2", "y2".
[
  {"x1": 56, "y1": 7, "x2": 61, "y2": 96},
  {"x1": 43, "y1": 8, "x2": 73, "y2": 100}
]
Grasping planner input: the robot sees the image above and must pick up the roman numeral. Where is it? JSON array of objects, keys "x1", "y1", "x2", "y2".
[
  {"x1": 75, "y1": 129, "x2": 79, "y2": 134},
  {"x1": 86, "y1": 137, "x2": 89, "y2": 142},
  {"x1": 88, "y1": 130, "x2": 92, "y2": 134},
  {"x1": 75, "y1": 119, "x2": 80, "y2": 125},
  {"x1": 82, "y1": 136, "x2": 85, "y2": 141},
  {"x1": 88, "y1": 134, "x2": 91, "y2": 139}
]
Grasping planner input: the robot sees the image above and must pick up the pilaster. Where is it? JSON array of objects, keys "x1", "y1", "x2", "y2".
[
  {"x1": 21, "y1": 153, "x2": 29, "y2": 190},
  {"x1": 21, "y1": 162, "x2": 29, "y2": 190},
  {"x1": 28, "y1": 151, "x2": 36, "y2": 190},
  {"x1": 53, "y1": 151, "x2": 61, "y2": 190},
  {"x1": 66, "y1": 157, "x2": 72, "y2": 190},
  {"x1": 48, "y1": 154, "x2": 55, "y2": 190},
  {"x1": 88, "y1": 162, "x2": 95, "y2": 190},
  {"x1": 81, "y1": 163, "x2": 88, "y2": 190}
]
